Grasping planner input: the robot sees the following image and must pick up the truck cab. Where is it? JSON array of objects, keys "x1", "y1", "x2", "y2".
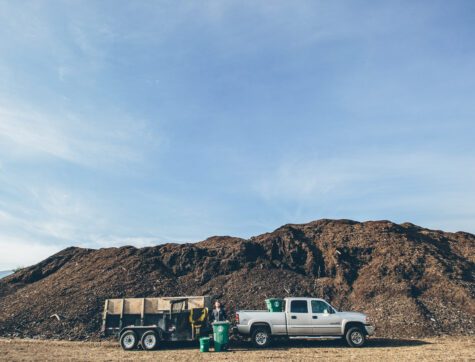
[{"x1": 235, "y1": 297, "x2": 374, "y2": 348}]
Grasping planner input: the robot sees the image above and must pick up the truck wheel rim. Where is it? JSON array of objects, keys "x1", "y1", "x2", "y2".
[
  {"x1": 144, "y1": 335, "x2": 156, "y2": 349},
  {"x1": 256, "y1": 332, "x2": 267, "y2": 345},
  {"x1": 351, "y1": 331, "x2": 363, "y2": 345},
  {"x1": 123, "y1": 334, "x2": 135, "y2": 348}
]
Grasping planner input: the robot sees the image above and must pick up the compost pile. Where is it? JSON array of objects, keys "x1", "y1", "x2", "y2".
[{"x1": 0, "y1": 219, "x2": 474, "y2": 340}]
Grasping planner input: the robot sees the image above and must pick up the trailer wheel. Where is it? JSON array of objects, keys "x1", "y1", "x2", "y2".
[
  {"x1": 141, "y1": 330, "x2": 159, "y2": 351},
  {"x1": 120, "y1": 330, "x2": 138, "y2": 350},
  {"x1": 251, "y1": 327, "x2": 271, "y2": 348}
]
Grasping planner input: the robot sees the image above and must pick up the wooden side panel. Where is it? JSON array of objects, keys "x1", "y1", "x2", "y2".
[
  {"x1": 107, "y1": 299, "x2": 124, "y2": 315},
  {"x1": 124, "y1": 298, "x2": 144, "y2": 314},
  {"x1": 157, "y1": 298, "x2": 171, "y2": 311},
  {"x1": 188, "y1": 297, "x2": 205, "y2": 309},
  {"x1": 144, "y1": 298, "x2": 159, "y2": 314},
  {"x1": 105, "y1": 296, "x2": 212, "y2": 315}
]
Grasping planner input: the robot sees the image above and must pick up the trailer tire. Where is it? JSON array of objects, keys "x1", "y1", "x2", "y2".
[
  {"x1": 251, "y1": 327, "x2": 271, "y2": 348},
  {"x1": 141, "y1": 330, "x2": 159, "y2": 351},
  {"x1": 120, "y1": 330, "x2": 138, "y2": 350}
]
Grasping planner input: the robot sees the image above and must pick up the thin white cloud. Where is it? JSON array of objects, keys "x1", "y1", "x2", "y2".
[
  {"x1": 0, "y1": 107, "x2": 73, "y2": 161},
  {"x1": 252, "y1": 151, "x2": 475, "y2": 233},
  {"x1": 0, "y1": 236, "x2": 61, "y2": 270},
  {"x1": 0, "y1": 186, "x2": 95, "y2": 242},
  {"x1": 0, "y1": 182, "x2": 178, "y2": 268},
  {"x1": 253, "y1": 152, "x2": 475, "y2": 201},
  {"x1": 83, "y1": 236, "x2": 161, "y2": 249},
  {"x1": 0, "y1": 102, "x2": 158, "y2": 169}
]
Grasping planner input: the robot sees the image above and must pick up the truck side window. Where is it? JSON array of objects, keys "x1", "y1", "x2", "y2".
[
  {"x1": 290, "y1": 300, "x2": 308, "y2": 313},
  {"x1": 311, "y1": 300, "x2": 329, "y2": 313}
]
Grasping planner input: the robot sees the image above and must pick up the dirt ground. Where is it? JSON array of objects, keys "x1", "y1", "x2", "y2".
[{"x1": 0, "y1": 337, "x2": 473, "y2": 361}]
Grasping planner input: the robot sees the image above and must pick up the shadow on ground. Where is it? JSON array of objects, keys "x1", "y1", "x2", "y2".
[{"x1": 155, "y1": 338, "x2": 430, "y2": 351}]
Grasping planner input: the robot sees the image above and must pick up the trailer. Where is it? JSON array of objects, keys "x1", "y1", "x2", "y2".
[{"x1": 102, "y1": 296, "x2": 213, "y2": 350}]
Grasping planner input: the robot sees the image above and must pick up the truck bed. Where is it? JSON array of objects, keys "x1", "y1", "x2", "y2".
[{"x1": 237, "y1": 310, "x2": 287, "y2": 335}]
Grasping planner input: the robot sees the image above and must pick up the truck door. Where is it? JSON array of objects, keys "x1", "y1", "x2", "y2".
[
  {"x1": 310, "y1": 300, "x2": 342, "y2": 335},
  {"x1": 287, "y1": 300, "x2": 314, "y2": 335}
]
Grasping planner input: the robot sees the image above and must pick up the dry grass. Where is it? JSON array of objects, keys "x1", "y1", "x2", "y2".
[{"x1": 0, "y1": 337, "x2": 474, "y2": 361}]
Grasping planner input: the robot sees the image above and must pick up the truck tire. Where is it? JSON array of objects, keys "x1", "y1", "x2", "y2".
[
  {"x1": 120, "y1": 330, "x2": 138, "y2": 350},
  {"x1": 251, "y1": 327, "x2": 271, "y2": 348},
  {"x1": 141, "y1": 330, "x2": 159, "y2": 351},
  {"x1": 345, "y1": 326, "x2": 366, "y2": 347}
]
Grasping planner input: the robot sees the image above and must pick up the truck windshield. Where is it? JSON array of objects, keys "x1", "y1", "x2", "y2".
[{"x1": 290, "y1": 300, "x2": 308, "y2": 313}]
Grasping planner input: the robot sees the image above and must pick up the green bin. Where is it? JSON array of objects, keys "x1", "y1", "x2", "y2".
[
  {"x1": 212, "y1": 322, "x2": 230, "y2": 352},
  {"x1": 265, "y1": 298, "x2": 284, "y2": 312},
  {"x1": 199, "y1": 337, "x2": 210, "y2": 352}
]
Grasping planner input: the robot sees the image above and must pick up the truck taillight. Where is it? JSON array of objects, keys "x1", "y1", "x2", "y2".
[{"x1": 235, "y1": 312, "x2": 240, "y2": 324}]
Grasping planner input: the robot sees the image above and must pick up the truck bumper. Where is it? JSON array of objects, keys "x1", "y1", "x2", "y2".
[{"x1": 364, "y1": 325, "x2": 375, "y2": 336}]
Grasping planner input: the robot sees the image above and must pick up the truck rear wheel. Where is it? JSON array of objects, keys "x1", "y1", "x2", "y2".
[
  {"x1": 120, "y1": 330, "x2": 138, "y2": 350},
  {"x1": 251, "y1": 327, "x2": 271, "y2": 348},
  {"x1": 141, "y1": 330, "x2": 159, "y2": 350},
  {"x1": 345, "y1": 326, "x2": 366, "y2": 347}
]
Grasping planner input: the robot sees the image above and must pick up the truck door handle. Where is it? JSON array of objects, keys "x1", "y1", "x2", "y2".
[
  {"x1": 291, "y1": 316, "x2": 297, "y2": 319},
  {"x1": 312, "y1": 316, "x2": 318, "y2": 319}
]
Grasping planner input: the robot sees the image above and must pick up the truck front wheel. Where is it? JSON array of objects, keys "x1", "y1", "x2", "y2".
[
  {"x1": 345, "y1": 326, "x2": 366, "y2": 347},
  {"x1": 251, "y1": 327, "x2": 271, "y2": 348},
  {"x1": 120, "y1": 330, "x2": 138, "y2": 350}
]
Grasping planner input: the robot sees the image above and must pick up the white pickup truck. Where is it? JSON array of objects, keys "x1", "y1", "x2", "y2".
[{"x1": 235, "y1": 297, "x2": 374, "y2": 347}]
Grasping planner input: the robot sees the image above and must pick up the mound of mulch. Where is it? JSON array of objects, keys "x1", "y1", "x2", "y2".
[{"x1": 0, "y1": 219, "x2": 473, "y2": 340}]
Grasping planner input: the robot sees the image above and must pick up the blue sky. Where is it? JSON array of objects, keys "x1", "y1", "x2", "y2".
[{"x1": 0, "y1": 1, "x2": 474, "y2": 269}]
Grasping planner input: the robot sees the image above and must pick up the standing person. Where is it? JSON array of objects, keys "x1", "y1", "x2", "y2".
[{"x1": 211, "y1": 300, "x2": 227, "y2": 322}]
